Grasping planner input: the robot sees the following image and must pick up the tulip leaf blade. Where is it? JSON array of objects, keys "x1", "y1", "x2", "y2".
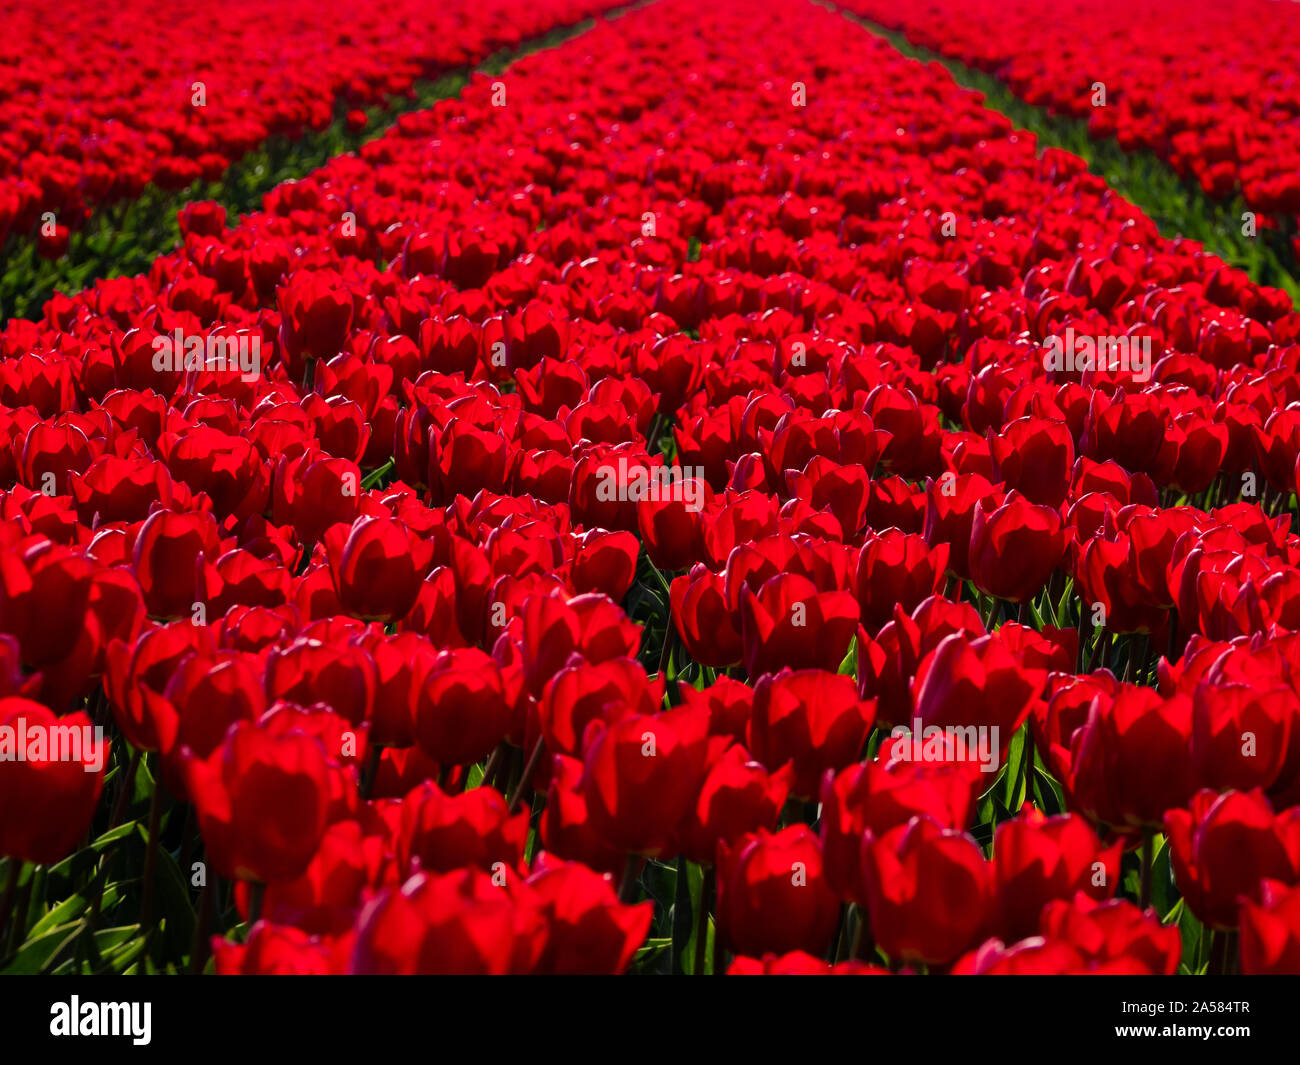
[{"x1": 0, "y1": 919, "x2": 87, "y2": 975}]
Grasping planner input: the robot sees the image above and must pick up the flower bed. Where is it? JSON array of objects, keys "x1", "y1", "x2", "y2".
[{"x1": 1, "y1": 0, "x2": 1298, "y2": 976}]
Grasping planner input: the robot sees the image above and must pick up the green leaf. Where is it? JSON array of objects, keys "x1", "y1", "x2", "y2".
[
  {"x1": 1002, "y1": 725, "x2": 1028, "y2": 811},
  {"x1": 1178, "y1": 899, "x2": 1207, "y2": 973},
  {"x1": 1057, "y1": 577, "x2": 1076, "y2": 623},
  {"x1": 632, "y1": 938, "x2": 671, "y2": 966},
  {"x1": 97, "y1": 927, "x2": 150, "y2": 975},
  {"x1": 1122, "y1": 863, "x2": 1141, "y2": 900},
  {"x1": 44, "y1": 821, "x2": 139, "y2": 883},
  {"x1": 1031, "y1": 764, "x2": 1066, "y2": 816},
  {"x1": 151, "y1": 842, "x2": 197, "y2": 956},
  {"x1": 1150, "y1": 834, "x2": 1177, "y2": 919},
  {"x1": 93, "y1": 924, "x2": 140, "y2": 953},
  {"x1": 132, "y1": 753, "x2": 156, "y2": 805},
  {"x1": 0, "y1": 920, "x2": 87, "y2": 975},
  {"x1": 837, "y1": 636, "x2": 858, "y2": 677},
  {"x1": 639, "y1": 860, "x2": 675, "y2": 926},
  {"x1": 25, "y1": 893, "x2": 89, "y2": 940},
  {"x1": 361, "y1": 458, "x2": 395, "y2": 489}
]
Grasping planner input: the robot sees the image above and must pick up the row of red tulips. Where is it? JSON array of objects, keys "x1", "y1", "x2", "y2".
[
  {"x1": 837, "y1": 0, "x2": 1300, "y2": 226},
  {"x1": 2, "y1": 0, "x2": 1300, "y2": 974},
  {"x1": 0, "y1": 0, "x2": 625, "y2": 251}
]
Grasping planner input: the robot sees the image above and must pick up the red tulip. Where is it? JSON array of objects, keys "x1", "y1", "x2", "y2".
[
  {"x1": 1240, "y1": 879, "x2": 1300, "y2": 975},
  {"x1": 278, "y1": 271, "x2": 354, "y2": 366},
  {"x1": 132, "y1": 508, "x2": 221, "y2": 620},
  {"x1": 184, "y1": 718, "x2": 336, "y2": 883},
  {"x1": 910, "y1": 632, "x2": 1046, "y2": 769},
  {"x1": 396, "y1": 780, "x2": 528, "y2": 876},
  {"x1": 0, "y1": 700, "x2": 107, "y2": 864},
  {"x1": 969, "y1": 492, "x2": 1067, "y2": 603},
  {"x1": 1070, "y1": 685, "x2": 1196, "y2": 828},
  {"x1": 716, "y1": 826, "x2": 841, "y2": 958},
  {"x1": 581, "y1": 705, "x2": 709, "y2": 856},
  {"x1": 678, "y1": 743, "x2": 793, "y2": 865},
  {"x1": 861, "y1": 815, "x2": 994, "y2": 966},
  {"x1": 728, "y1": 952, "x2": 887, "y2": 975},
  {"x1": 215, "y1": 922, "x2": 350, "y2": 975},
  {"x1": 669, "y1": 564, "x2": 743, "y2": 668},
  {"x1": 1164, "y1": 788, "x2": 1300, "y2": 929},
  {"x1": 749, "y1": 668, "x2": 875, "y2": 799},
  {"x1": 924, "y1": 472, "x2": 999, "y2": 580},
  {"x1": 540, "y1": 754, "x2": 624, "y2": 876},
  {"x1": 1037, "y1": 893, "x2": 1181, "y2": 974},
  {"x1": 324, "y1": 516, "x2": 433, "y2": 622},
  {"x1": 1191, "y1": 682, "x2": 1293, "y2": 793},
  {"x1": 992, "y1": 809, "x2": 1123, "y2": 941},
  {"x1": 349, "y1": 870, "x2": 527, "y2": 975},
  {"x1": 523, "y1": 855, "x2": 653, "y2": 975},
  {"x1": 412, "y1": 646, "x2": 517, "y2": 766},
  {"x1": 820, "y1": 755, "x2": 978, "y2": 904},
  {"x1": 854, "y1": 529, "x2": 949, "y2": 633},
  {"x1": 739, "y1": 572, "x2": 859, "y2": 677},
  {"x1": 989, "y1": 416, "x2": 1075, "y2": 508}
]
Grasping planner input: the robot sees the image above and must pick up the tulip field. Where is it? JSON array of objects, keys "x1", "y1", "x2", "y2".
[{"x1": 2, "y1": 0, "x2": 1300, "y2": 995}]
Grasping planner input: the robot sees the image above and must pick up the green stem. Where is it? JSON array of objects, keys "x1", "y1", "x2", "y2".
[
  {"x1": 982, "y1": 594, "x2": 1001, "y2": 632},
  {"x1": 1076, "y1": 603, "x2": 1089, "y2": 674},
  {"x1": 187, "y1": 873, "x2": 215, "y2": 975},
  {"x1": 107, "y1": 748, "x2": 141, "y2": 831},
  {"x1": 0, "y1": 860, "x2": 21, "y2": 955},
  {"x1": 506, "y1": 737, "x2": 546, "y2": 814},
  {"x1": 851, "y1": 907, "x2": 875, "y2": 963},
  {"x1": 1209, "y1": 928, "x2": 1236, "y2": 975},
  {"x1": 1130, "y1": 633, "x2": 1150, "y2": 684},
  {"x1": 618, "y1": 852, "x2": 642, "y2": 905},
  {"x1": 1087, "y1": 627, "x2": 1108, "y2": 673},
  {"x1": 480, "y1": 742, "x2": 507, "y2": 791},
  {"x1": 656, "y1": 621, "x2": 674, "y2": 680},
  {"x1": 2, "y1": 871, "x2": 33, "y2": 958},
  {"x1": 139, "y1": 772, "x2": 165, "y2": 929},
  {"x1": 671, "y1": 859, "x2": 691, "y2": 975},
  {"x1": 646, "y1": 557, "x2": 673, "y2": 598},
  {"x1": 829, "y1": 902, "x2": 848, "y2": 964},
  {"x1": 694, "y1": 867, "x2": 714, "y2": 975}
]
